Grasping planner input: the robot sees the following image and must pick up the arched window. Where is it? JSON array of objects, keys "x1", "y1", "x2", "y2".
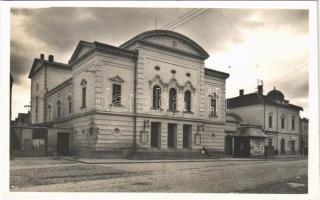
[
  {"x1": 184, "y1": 90, "x2": 191, "y2": 112},
  {"x1": 153, "y1": 85, "x2": 161, "y2": 110},
  {"x1": 57, "y1": 100, "x2": 61, "y2": 118},
  {"x1": 80, "y1": 79, "x2": 87, "y2": 108},
  {"x1": 169, "y1": 88, "x2": 177, "y2": 111}
]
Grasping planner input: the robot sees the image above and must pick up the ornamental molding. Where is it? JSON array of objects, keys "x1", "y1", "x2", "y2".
[{"x1": 109, "y1": 75, "x2": 125, "y2": 83}]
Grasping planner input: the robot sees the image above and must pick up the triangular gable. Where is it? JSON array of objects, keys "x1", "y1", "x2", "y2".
[
  {"x1": 28, "y1": 58, "x2": 43, "y2": 78},
  {"x1": 69, "y1": 40, "x2": 95, "y2": 64}
]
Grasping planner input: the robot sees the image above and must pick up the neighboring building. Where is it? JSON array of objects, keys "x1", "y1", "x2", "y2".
[
  {"x1": 300, "y1": 117, "x2": 308, "y2": 155},
  {"x1": 10, "y1": 74, "x2": 13, "y2": 123},
  {"x1": 225, "y1": 112, "x2": 269, "y2": 157},
  {"x1": 10, "y1": 112, "x2": 47, "y2": 157},
  {"x1": 227, "y1": 85, "x2": 303, "y2": 155},
  {"x1": 26, "y1": 30, "x2": 229, "y2": 157}
]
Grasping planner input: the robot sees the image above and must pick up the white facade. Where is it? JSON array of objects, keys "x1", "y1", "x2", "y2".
[{"x1": 29, "y1": 30, "x2": 229, "y2": 157}]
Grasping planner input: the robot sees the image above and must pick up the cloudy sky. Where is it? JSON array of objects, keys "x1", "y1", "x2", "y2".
[{"x1": 10, "y1": 7, "x2": 309, "y2": 119}]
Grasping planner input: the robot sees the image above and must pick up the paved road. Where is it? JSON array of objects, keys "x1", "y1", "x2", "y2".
[{"x1": 10, "y1": 158, "x2": 307, "y2": 193}]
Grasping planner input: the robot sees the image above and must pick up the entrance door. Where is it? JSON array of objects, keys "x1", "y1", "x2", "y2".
[
  {"x1": 151, "y1": 122, "x2": 161, "y2": 148},
  {"x1": 183, "y1": 125, "x2": 192, "y2": 149},
  {"x1": 57, "y1": 132, "x2": 69, "y2": 156},
  {"x1": 290, "y1": 140, "x2": 296, "y2": 154},
  {"x1": 280, "y1": 139, "x2": 285, "y2": 154},
  {"x1": 234, "y1": 137, "x2": 250, "y2": 157},
  {"x1": 225, "y1": 136, "x2": 233, "y2": 155},
  {"x1": 168, "y1": 123, "x2": 177, "y2": 149}
]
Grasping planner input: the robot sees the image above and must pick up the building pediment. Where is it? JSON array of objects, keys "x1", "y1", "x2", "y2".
[
  {"x1": 69, "y1": 41, "x2": 95, "y2": 64},
  {"x1": 120, "y1": 30, "x2": 209, "y2": 60}
]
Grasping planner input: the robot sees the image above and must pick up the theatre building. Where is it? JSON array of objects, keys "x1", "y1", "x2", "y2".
[{"x1": 27, "y1": 30, "x2": 229, "y2": 158}]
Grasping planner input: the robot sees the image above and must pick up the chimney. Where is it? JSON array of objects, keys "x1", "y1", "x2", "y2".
[
  {"x1": 239, "y1": 89, "x2": 244, "y2": 96},
  {"x1": 40, "y1": 54, "x2": 44, "y2": 60},
  {"x1": 258, "y1": 85, "x2": 263, "y2": 95},
  {"x1": 48, "y1": 55, "x2": 54, "y2": 62}
]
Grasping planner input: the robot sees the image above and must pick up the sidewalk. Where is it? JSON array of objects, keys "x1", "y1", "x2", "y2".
[{"x1": 59, "y1": 155, "x2": 306, "y2": 164}]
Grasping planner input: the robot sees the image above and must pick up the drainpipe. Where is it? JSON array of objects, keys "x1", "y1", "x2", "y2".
[
  {"x1": 133, "y1": 51, "x2": 138, "y2": 155},
  {"x1": 276, "y1": 105, "x2": 279, "y2": 153}
]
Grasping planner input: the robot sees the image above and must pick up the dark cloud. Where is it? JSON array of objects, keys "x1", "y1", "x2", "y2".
[
  {"x1": 272, "y1": 68, "x2": 308, "y2": 100},
  {"x1": 10, "y1": 7, "x2": 308, "y2": 88},
  {"x1": 10, "y1": 40, "x2": 34, "y2": 84}
]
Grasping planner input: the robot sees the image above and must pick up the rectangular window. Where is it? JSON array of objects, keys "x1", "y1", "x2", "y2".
[
  {"x1": 69, "y1": 101, "x2": 72, "y2": 114},
  {"x1": 57, "y1": 106, "x2": 61, "y2": 118},
  {"x1": 36, "y1": 83, "x2": 39, "y2": 91},
  {"x1": 112, "y1": 84, "x2": 121, "y2": 105},
  {"x1": 268, "y1": 116, "x2": 273, "y2": 128},
  {"x1": 35, "y1": 97, "x2": 39, "y2": 112},
  {"x1": 210, "y1": 97, "x2": 217, "y2": 116},
  {"x1": 82, "y1": 87, "x2": 86, "y2": 108},
  {"x1": 281, "y1": 118, "x2": 285, "y2": 129},
  {"x1": 292, "y1": 118, "x2": 295, "y2": 130}
]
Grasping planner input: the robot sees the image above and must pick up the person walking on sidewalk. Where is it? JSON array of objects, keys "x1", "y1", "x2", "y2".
[{"x1": 201, "y1": 146, "x2": 211, "y2": 157}]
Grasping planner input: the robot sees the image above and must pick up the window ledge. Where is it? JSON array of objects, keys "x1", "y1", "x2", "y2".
[
  {"x1": 183, "y1": 111, "x2": 194, "y2": 114},
  {"x1": 167, "y1": 109, "x2": 179, "y2": 113},
  {"x1": 151, "y1": 107, "x2": 164, "y2": 111},
  {"x1": 80, "y1": 106, "x2": 86, "y2": 109},
  {"x1": 110, "y1": 104, "x2": 124, "y2": 108},
  {"x1": 209, "y1": 112, "x2": 218, "y2": 117}
]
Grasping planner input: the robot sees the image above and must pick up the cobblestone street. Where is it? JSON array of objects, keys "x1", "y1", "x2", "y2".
[{"x1": 10, "y1": 157, "x2": 307, "y2": 193}]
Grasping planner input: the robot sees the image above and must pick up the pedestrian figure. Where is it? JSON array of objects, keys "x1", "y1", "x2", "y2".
[{"x1": 201, "y1": 147, "x2": 210, "y2": 157}]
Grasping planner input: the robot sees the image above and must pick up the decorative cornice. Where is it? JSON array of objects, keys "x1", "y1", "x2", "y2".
[
  {"x1": 205, "y1": 68, "x2": 230, "y2": 80},
  {"x1": 136, "y1": 39, "x2": 207, "y2": 60},
  {"x1": 109, "y1": 75, "x2": 125, "y2": 83}
]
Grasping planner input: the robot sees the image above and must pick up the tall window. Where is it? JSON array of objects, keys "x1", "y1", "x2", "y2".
[
  {"x1": 80, "y1": 79, "x2": 87, "y2": 108},
  {"x1": 268, "y1": 115, "x2": 273, "y2": 128},
  {"x1": 210, "y1": 96, "x2": 217, "y2": 116},
  {"x1": 184, "y1": 90, "x2": 191, "y2": 112},
  {"x1": 112, "y1": 84, "x2": 122, "y2": 105},
  {"x1": 292, "y1": 117, "x2": 295, "y2": 130},
  {"x1": 169, "y1": 88, "x2": 177, "y2": 111},
  {"x1": 48, "y1": 105, "x2": 51, "y2": 120},
  {"x1": 36, "y1": 83, "x2": 39, "y2": 91},
  {"x1": 153, "y1": 85, "x2": 161, "y2": 110},
  {"x1": 68, "y1": 96, "x2": 72, "y2": 114},
  {"x1": 35, "y1": 96, "x2": 39, "y2": 112},
  {"x1": 57, "y1": 100, "x2": 61, "y2": 118},
  {"x1": 281, "y1": 117, "x2": 285, "y2": 129}
]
